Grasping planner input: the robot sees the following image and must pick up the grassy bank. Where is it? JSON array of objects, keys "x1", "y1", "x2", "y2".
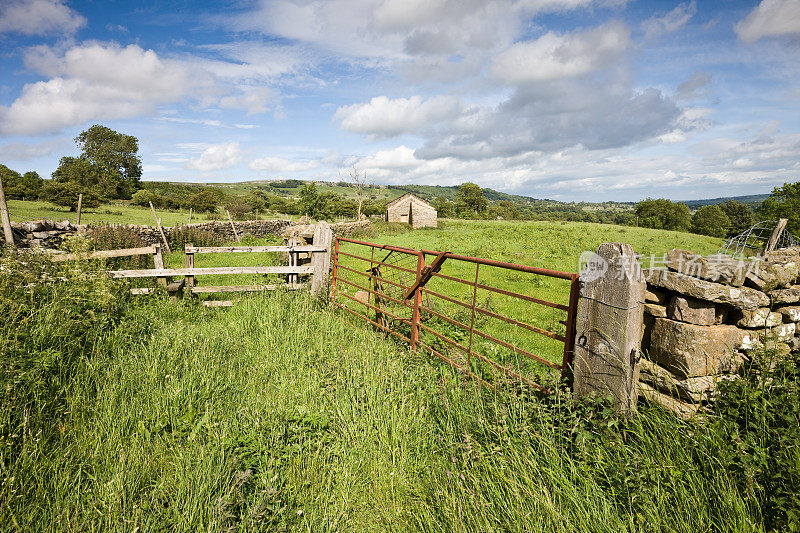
[{"x1": 2, "y1": 252, "x2": 798, "y2": 531}]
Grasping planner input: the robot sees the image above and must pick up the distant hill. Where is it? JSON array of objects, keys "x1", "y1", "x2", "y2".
[
  {"x1": 144, "y1": 178, "x2": 772, "y2": 213},
  {"x1": 682, "y1": 194, "x2": 769, "y2": 210}
]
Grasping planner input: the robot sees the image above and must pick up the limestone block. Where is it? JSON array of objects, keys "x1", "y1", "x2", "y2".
[
  {"x1": 776, "y1": 306, "x2": 800, "y2": 322},
  {"x1": 764, "y1": 247, "x2": 800, "y2": 264},
  {"x1": 644, "y1": 303, "x2": 667, "y2": 318},
  {"x1": 746, "y1": 262, "x2": 799, "y2": 292},
  {"x1": 740, "y1": 323, "x2": 797, "y2": 349},
  {"x1": 639, "y1": 382, "x2": 702, "y2": 421},
  {"x1": 645, "y1": 287, "x2": 667, "y2": 304},
  {"x1": 645, "y1": 268, "x2": 769, "y2": 310},
  {"x1": 667, "y1": 295, "x2": 716, "y2": 325},
  {"x1": 639, "y1": 359, "x2": 717, "y2": 402},
  {"x1": 649, "y1": 318, "x2": 746, "y2": 378},
  {"x1": 665, "y1": 249, "x2": 749, "y2": 286},
  {"x1": 574, "y1": 242, "x2": 645, "y2": 415},
  {"x1": 769, "y1": 286, "x2": 800, "y2": 305},
  {"x1": 731, "y1": 308, "x2": 783, "y2": 328}
]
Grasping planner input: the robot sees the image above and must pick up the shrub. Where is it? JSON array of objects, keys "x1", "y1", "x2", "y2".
[{"x1": 690, "y1": 204, "x2": 731, "y2": 237}]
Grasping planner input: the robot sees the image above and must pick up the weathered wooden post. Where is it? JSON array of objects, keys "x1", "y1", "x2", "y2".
[
  {"x1": 188, "y1": 208, "x2": 193, "y2": 225},
  {"x1": 76, "y1": 193, "x2": 83, "y2": 225},
  {"x1": 184, "y1": 243, "x2": 195, "y2": 292},
  {"x1": 149, "y1": 201, "x2": 171, "y2": 254},
  {"x1": 226, "y1": 210, "x2": 241, "y2": 243},
  {"x1": 573, "y1": 242, "x2": 645, "y2": 415},
  {"x1": 764, "y1": 218, "x2": 788, "y2": 254},
  {"x1": 311, "y1": 221, "x2": 333, "y2": 296},
  {"x1": 152, "y1": 245, "x2": 168, "y2": 289},
  {"x1": 0, "y1": 171, "x2": 14, "y2": 246}
]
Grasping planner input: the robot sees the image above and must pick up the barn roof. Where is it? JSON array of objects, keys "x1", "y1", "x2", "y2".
[{"x1": 385, "y1": 193, "x2": 433, "y2": 209}]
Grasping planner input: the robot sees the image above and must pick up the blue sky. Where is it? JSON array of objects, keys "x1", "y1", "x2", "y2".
[{"x1": 0, "y1": 0, "x2": 798, "y2": 201}]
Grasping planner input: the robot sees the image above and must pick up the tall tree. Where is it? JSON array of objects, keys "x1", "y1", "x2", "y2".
[
  {"x1": 44, "y1": 125, "x2": 142, "y2": 209},
  {"x1": 75, "y1": 125, "x2": 142, "y2": 199},
  {"x1": 347, "y1": 166, "x2": 368, "y2": 219},
  {"x1": 718, "y1": 199, "x2": 754, "y2": 237},
  {"x1": 0, "y1": 165, "x2": 43, "y2": 200},
  {"x1": 634, "y1": 198, "x2": 691, "y2": 232},
  {"x1": 456, "y1": 182, "x2": 487, "y2": 216},
  {"x1": 758, "y1": 180, "x2": 800, "y2": 236},
  {"x1": 691, "y1": 205, "x2": 731, "y2": 237}
]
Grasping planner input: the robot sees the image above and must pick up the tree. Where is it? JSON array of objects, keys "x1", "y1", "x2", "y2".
[
  {"x1": 75, "y1": 125, "x2": 142, "y2": 198},
  {"x1": 299, "y1": 182, "x2": 324, "y2": 217},
  {"x1": 48, "y1": 125, "x2": 142, "y2": 205},
  {"x1": 346, "y1": 166, "x2": 369, "y2": 218},
  {"x1": 0, "y1": 165, "x2": 43, "y2": 200},
  {"x1": 224, "y1": 197, "x2": 253, "y2": 220},
  {"x1": 758, "y1": 180, "x2": 800, "y2": 236},
  {"x1": 690, "y1": 205, "x2": 731, "y2": 237},
  {"x1": 456, "y1": 182, "x2": 487, "y2": 216},
  {"x1": 634, "y1": 198, "x2": 691, "y2": 232},
  {"x1": 434, "y1": 196, "x2": 453, "y2": 218},
  {"x1": 39, "y1": 181, "x2": 102, "y2": 211},
  {"x1": 188, "y1": 188, "x2": 225, "y2": 213},
  {"x1": 718, "y1": 200, "x2": 754, "y2": 237},
  {"x1": 494, "y1": 200, "x2": 520, "y2": 220}
]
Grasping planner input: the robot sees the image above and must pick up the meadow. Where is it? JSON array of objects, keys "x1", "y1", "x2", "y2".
[{"x1": 1, "y1": 216, "x2": 798, "y2": 531}]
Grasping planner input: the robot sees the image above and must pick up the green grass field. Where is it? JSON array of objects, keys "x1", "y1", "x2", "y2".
[
  {"x1": 6, "y1": 199, "x2": 208, "y2": 226},
  {"x1": 3, "y1": 244, "x2": 797, "y2": 531},
  {"x1": 3, "y1": 215, "x2": 797, "y2": 531}
]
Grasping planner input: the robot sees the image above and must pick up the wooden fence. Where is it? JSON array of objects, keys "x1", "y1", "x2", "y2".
[{"x1": 51, "y1": 222, "x2": 333, "y2": 306}]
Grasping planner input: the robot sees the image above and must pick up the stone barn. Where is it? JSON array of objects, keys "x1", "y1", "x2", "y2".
[{"x1": 385, "y1": 193, "x2": 437, "y2": 229}]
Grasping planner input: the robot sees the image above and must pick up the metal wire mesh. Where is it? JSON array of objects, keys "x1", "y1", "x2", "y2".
[{"x1": 718, "y1": 220, "x2": 799, "y2": 257}]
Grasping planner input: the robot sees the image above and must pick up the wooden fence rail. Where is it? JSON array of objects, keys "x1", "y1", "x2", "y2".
[{"x1": 47, "y1": 221, "x2": 334, "y2": 305}]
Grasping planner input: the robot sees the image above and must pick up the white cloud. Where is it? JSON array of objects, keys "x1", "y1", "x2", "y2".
[
  {"x1": 0, "y1": 0, "x2": 86, "y2": 36},
  {"x1": 735, "y1": 0, "x2": 800, "y2": 43},
  {"x1": 158, "y1": 116, "x2": 259, "y2": 129},
  {"x1": 641, "y1": 1, "x2": 696, "y2": 39},
  {"x1": 334, "y1": 95, "x2": 467, "y2": 139},
  {"x1": 0, "y1": 138, "x2": 68, "y2": 160},
  {"x1": 490, "y1": 21, "x2": 630, "y2": 84},
  {"x1": 0, "y1": 43, "x2": 200, "y2": 135},
  {"x1": 675, "y1": 71, "x2": 711, "y2": 100},
  {"x1": 0, "y1": 39, "x2": 295, "y2": 135},
  {"x1": 249, "y1": 156, "x2": 319, "y2": 172},
  {"x1": 219, "y1": 87, "x2": 278, "y2": 115},
  {"x1": 186, "y1": 142, "x2": 242, "y2": 171},
  {"x1": 234, "y1": 0, "x2": 612, "y2": 63}
]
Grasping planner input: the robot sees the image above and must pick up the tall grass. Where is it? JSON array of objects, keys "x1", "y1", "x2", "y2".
[{"x1": 1, "y1": 248, "x2": 798, "y2": 531}]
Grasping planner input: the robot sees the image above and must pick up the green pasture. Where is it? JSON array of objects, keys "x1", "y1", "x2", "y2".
[{"x1": 3, "y1": 250, "x2": 796, "y2": 531}]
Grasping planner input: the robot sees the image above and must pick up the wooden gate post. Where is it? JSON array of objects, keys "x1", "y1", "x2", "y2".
[
  {"x1": 0, "y1": 171, "x2": 14, "y2": 246},
  {"x1": 573, "y1": 242, "x2": 645, "y2": 415},
  {"x1": 311, "y1": 221, "x2": 333, "y2": 296},
  {"x1": 152, "y1": 245, "x2": 168, "y2": 289},
  {"x1": 184, "y1": 243, "x2": 195, "y2": 293},
  {"x1": 76, "y1": 193, "x2": 83, "y2": 225}
]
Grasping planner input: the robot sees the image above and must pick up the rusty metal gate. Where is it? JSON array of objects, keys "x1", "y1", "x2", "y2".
[{"x1": 330, "y1": 237, "x2": 580, "y2": 390}]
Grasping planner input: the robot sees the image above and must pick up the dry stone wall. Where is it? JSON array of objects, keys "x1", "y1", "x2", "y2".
[
  {"x1": 7, "y1": 218, "x2": 372, "y2": 249},
  {"x1": 640, "y1": 247, "x2": 800, "y2": 417}
]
